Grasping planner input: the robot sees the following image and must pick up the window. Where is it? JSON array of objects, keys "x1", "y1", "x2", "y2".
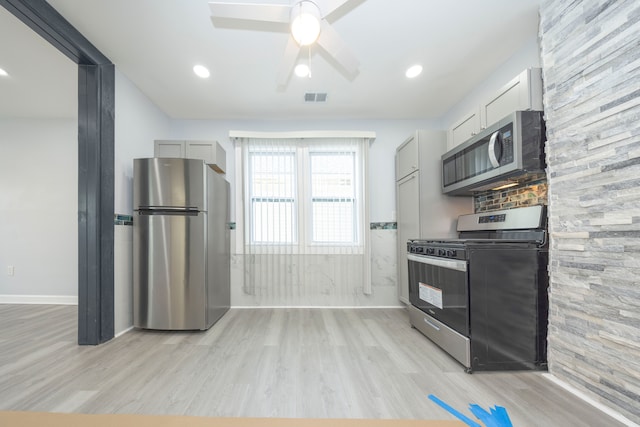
[
  {"x1": 249, "y1": 150, "x2": 296, "y2": 244},
  {"x1": 244, "y1": 139, "x2": 365, "y2": 250},
  {"x1": 235, "y1": 132, "x2": 373, "y2": 296},
  {"x1": 309, "y1": 150, "x2": 356, "y2": 243}
]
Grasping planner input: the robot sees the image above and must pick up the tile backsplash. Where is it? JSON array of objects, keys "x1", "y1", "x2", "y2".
[
  {"x1": 114, "y1": 214, "x2": 133, "y2": 226},
  {"x1": 474, "y1": 174, "x2": 547, "y2": 212}
]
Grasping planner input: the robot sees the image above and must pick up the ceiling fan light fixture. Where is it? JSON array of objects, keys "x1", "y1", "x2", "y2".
[
  {"x1": 295, "y1": 63, "x2": 311, "y2": 77},
  {"x1": 291, "y1": 1, "x2": 321, "y2": 46},
  {"x1": 0, "y1": 68, "x2": 9, "y2": 77},
  {"x1": 193, "y1": 65, "x2": 210, "y2": 78},
  {"x1": 406, "y1": 64, "x2": 423, "y2": 78}
]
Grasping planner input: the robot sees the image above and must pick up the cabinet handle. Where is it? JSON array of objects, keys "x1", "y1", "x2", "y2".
[{"x1": 470, "y1": 132, "x2": 477, "y2": 136}]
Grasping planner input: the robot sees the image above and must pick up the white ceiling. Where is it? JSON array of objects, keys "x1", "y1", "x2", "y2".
[
  {"x1": 1, "y1": 0, "x2": 541, "y2": 120},
  {"x1": 0, "y1": 6, "x2": 77, "y2": 119}
]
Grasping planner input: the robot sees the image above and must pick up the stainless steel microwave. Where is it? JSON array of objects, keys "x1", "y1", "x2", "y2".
[{"x1": 441, "y1": 110, "x2": 545, "y2": 196}]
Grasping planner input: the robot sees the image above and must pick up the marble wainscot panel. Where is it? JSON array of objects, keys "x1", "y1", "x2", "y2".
[{"x1": 230, "y1": 226, "x2": 401, "y2": 307}]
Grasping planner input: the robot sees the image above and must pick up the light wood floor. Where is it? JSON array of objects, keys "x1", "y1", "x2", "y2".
[{"x1": 0, "y1": 305, "x2": 625, "y2": 426}]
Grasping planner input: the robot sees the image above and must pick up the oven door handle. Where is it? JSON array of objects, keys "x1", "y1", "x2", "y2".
[{"x1": 407, "y1": 253, "x2": 467, "y2": 272}]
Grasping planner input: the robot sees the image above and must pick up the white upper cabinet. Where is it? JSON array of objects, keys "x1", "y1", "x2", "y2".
[
  {"x1": 447, "y1": 107, "x2": 482, "y2": 151},
  {"x1": 154, "y1": 140, "x2": 226, "y2": 174},
  {"x1": 395, "y1": 134, "x2": 420, "y2": 181},
  {"x1": 447, "y1": 67, "x2": 543, "y2": 150},
  {"x1": 154, "y1": 140, "x2": 184, "y2": 158},
  {"x1": 480, "y1": 68, "x2": 544, "y2": 127}
]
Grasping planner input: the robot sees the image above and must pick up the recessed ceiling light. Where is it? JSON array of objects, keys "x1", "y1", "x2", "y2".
[
  {"x1": 294, "y1": 63, "x2": 311, "y2": 78},
  {"x1": 193, "y1": 65, "x2": 210, "y2": 78},
  {"x1": 406, "y1": 64, "x2": 423, "y2": 79},
  {"x1": 0, "y1": 68, "x2": 9, "y2": 77}
]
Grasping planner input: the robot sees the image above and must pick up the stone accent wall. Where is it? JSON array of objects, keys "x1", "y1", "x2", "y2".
[
  {"x1": 540, "y1": 0, "x2": 640, "y2": 423},
  {"x1": 474, "y1": 174, "x2": 547, "y2": 212}
]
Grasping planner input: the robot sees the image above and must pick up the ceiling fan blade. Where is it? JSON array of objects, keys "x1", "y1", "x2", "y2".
[
  {"x1": 316, "y1": 20, "x2": 359, "y2": 76},
  {"x1": 209, "y1": 2, "x2": 291, "y2": 23},
  {"x1": 321, "y1": 0, "x2": 355, "y2": 17},
  {"x1": 277, "y1": 36, "x2": 301, "y2": 87}
]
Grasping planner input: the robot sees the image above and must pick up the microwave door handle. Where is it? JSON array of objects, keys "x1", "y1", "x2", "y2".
[{"x1": 488, "y1": 131, "x2": 502, "y2": 168}]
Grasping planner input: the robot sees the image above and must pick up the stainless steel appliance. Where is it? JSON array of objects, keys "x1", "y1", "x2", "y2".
[
  {"x1": 407, "y1": 205, "x2": 548, "y2": 373},
  {"x1": 133, "y1": 157, "x2": 230, "y2": 330},
  {"x1": 442, "y1": 111, "x2": 545, "y2": 195}
]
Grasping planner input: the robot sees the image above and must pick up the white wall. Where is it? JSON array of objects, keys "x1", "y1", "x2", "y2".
[
  {"x1": 0, "y1": 118, "x2": 77, "y2": 303},
  {"x1": 168, "y1": 118, "x2": 442, "y2": 308},
  {"x1": 441, "y1": 35, "x2": 542, "y2": 129},
  {"x1": 114, "y1": 68, "x2": 172, "y2": 215},
  {"x1": 169, "y1": 118, "x2": 441, "y2": 222},
  {"x1": 113, "y1": 69, "x2": 172, "y2": 334}
]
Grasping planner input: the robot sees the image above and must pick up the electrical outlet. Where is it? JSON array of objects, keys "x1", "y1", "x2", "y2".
[{"x1": 7, "y1": 265, "x2": 14, "y2": 276}]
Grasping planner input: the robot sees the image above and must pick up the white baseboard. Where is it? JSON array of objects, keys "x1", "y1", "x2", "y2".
[
  {"x1": 0, "y1": 295, "x2": 78, "y2": 305},
  {"x1": 542, "y1": 373, "x2": 639, "y2": 427},
  {"x1": 115, "y1": 326, "x2": 134, "y2": 338}
]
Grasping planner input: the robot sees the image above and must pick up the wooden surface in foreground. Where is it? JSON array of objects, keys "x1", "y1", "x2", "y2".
[{"x1": 0, "y1": 412, "x2": 465, "y2": 427}]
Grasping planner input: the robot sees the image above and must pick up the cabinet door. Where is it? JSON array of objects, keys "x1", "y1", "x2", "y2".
[
  {"x1": 186, "y1": 141, "x2": 226, "y2": 173},
  {"x1": 186, "y1": 141, "x2": 214, "y2": 162},
  {"x1": 481, "y1": 67, "x2": 543, "y2": 128},
  {"x1": 396, "y1": 171, "x2": 420, "y2": 304},
  {"x1": 448, "y1": 108, "x2": 481, "y2": 150},
  {"x1": 396, "y1": 135, "x2": 419, "y2": 180},
  {"x1": 155, "y1": 140, "x2": 185, "y2": 158}
]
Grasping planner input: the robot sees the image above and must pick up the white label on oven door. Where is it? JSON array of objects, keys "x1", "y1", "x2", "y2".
[{"x1": 419, "y1": 282, "x2": 443, "y2": 309}]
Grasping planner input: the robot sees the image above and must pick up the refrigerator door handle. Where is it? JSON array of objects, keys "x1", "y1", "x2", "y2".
[{"x1": 137, "y1": 207, "x2": 200, "y2": 216}]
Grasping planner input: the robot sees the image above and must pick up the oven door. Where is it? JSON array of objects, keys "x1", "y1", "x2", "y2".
[{"x1": 407, "y1": 253, "x2": 469, "y2": 336}]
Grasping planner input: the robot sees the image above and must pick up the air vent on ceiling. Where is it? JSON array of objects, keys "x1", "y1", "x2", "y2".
[{"x1": 304, "y1": 92, "x2": 328, "y2": 103}]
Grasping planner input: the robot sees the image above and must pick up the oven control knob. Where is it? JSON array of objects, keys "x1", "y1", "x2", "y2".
[
  {"x1": 447, "y1": 249, "x2": 456, "y2": 258},
  {"x1": 426, "y1": 247, "x2": 434, "y2": 255},
  {"x1": 416, "y1": 247, "x2": 424, "y2": 253},
  {"x1": 437, "y1": 248, "x2": 446, "y2": 256}
]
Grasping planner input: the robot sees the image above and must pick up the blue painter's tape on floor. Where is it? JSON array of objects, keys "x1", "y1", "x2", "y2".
[
  {"x1": 468, "y1": 404, "x2": 513, "y2": 427},
  {"x1": 427, "y1": 394, "x2": 513, "y2": 427},
  {"x1": 427, "y1": 395, "x2": 482, "y2": 427}
]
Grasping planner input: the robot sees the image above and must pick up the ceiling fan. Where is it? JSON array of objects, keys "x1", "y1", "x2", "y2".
[{"x1": 208, "y1": 0, "x2": 361, "y2": 86}]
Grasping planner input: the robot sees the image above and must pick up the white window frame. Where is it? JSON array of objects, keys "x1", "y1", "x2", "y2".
[
  {"x1": 233, "y1": 131, "x2": 374, "y2": 256},
  {"x1": 247, "y1": 147, "x2": 298, "y2": 246},
  {"x1": 304, "y1": 145, "x2": 362, "y2": 248},
  {"x1": 245, "y1": 143, "x2": 363, "y2": 254}
]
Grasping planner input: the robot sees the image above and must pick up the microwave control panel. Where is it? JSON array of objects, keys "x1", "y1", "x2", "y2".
[{"x1": 499, "y1": 124, "x2": 514, "y2": 165}]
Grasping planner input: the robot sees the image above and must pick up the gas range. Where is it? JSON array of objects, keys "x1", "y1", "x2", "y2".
[{"x1": 406, "y1": 205, "x2": 549, "y2": 372}]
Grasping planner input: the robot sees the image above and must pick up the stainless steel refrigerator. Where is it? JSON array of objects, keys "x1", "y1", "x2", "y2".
[{"x1": 133, "y1": 157, "x2": 230, "y2": 330}]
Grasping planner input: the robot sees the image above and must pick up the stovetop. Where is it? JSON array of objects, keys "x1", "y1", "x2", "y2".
[
  {"x1": 409, "y1": 237, "x2": 544, "y2": 245},
  {"x1": 407, "y1": 237, "x2": 545, "y2": 260},
  {"x1": 406, "y1": 206, "x2": 548, "y2": 260}
]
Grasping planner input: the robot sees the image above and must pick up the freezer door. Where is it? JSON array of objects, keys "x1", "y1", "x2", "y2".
[
  {"x1": 134, "y1": 157, "x2": 206, "y2": 210},
  {"x1": 134, "y1": 211, "x2": 207, "y2": 330}
]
